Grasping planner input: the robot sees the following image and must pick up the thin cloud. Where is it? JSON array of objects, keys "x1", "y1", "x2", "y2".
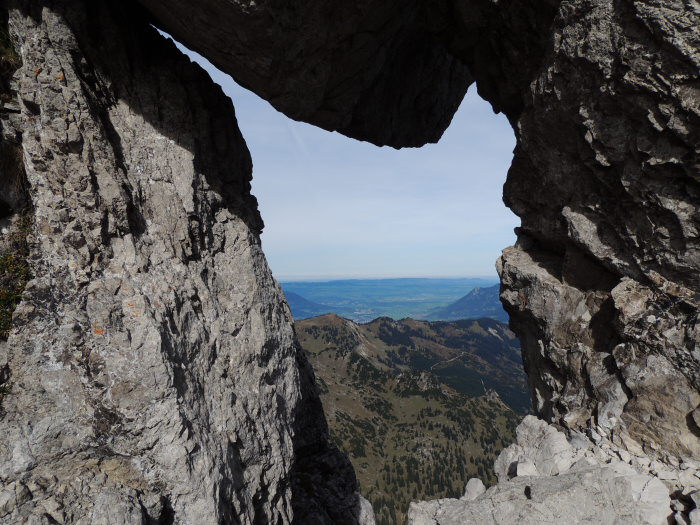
[{"x1": 284, "y1": 120, "x2": 313, "y2": 161}]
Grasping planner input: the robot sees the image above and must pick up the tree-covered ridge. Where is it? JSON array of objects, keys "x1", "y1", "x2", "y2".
[
  {"x1": 300, "y1": 314, "x2": 530, "y2": 413},
  {"x1": 297, "y1": 314, "x2": 527, "y2": 525}
]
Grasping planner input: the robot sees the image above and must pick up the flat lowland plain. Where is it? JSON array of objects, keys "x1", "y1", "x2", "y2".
[{"x1": 282, "y1": 277, "x2": 499, "y2": 322}]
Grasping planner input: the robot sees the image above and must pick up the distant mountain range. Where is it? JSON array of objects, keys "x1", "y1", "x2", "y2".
[
  {"x1": 296, "y1": 314, "x2": 529, "y2": 525},
  {"x1": 281, "y1": 278, "x2": 507, "y2": 323},
  {"x1": 283, "y1": 291, "x2": 330, "y2": 319},
  {"x1": 427, "y1": 284, "x2": 507, "y2": 322}
]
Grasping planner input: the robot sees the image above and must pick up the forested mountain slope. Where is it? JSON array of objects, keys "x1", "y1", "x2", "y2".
[{"x1": 296, "y1": 314, "x2": 527, "y2": 525}]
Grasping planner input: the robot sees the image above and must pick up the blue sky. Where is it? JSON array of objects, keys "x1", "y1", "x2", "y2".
[{"x1": 183, "y1": 46, "x2": 518, "y2": 281}]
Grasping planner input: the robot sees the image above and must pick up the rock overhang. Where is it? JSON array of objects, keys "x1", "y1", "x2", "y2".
[{"x1": 136, "y1": 0, "x2": 475, "y2": 148}]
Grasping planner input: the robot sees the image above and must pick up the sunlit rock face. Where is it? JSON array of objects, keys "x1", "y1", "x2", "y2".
[{"x1": 0, "y1": 0, "x2": 371, "y2": 523}]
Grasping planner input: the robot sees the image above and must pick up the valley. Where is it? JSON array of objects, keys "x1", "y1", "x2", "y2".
[
  {"x1": 281, "y1": 278, "x2": 500, "y2": 322},
  {"x1": 296, "y1": 314, "x2": 530, "y2": 525}
]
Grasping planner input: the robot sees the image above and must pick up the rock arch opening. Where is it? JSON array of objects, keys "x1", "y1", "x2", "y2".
[
  {"x1": 2, "y1": 0, "x2": 699, "y2": 523},
  {"x1": 173, "y1": 39, "x2": 525, "y2": 524},
  {"x1": 165, "y1": 34, "x2": 518, "y2": 283}
]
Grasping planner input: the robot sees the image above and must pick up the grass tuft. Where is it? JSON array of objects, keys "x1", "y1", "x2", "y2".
[
  {"x1": 0, "y1": 28, "x2": 20, "y2": 100},
  {"x1": 0, "y1": 140, "x2": 27, "y2": 198},
  {"x1": 0, "y1": 251, "x2": 31, "y2": 340}
]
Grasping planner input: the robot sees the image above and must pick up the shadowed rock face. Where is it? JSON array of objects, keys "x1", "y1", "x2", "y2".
[
  {"x1": 497, "y1": 0, "x2": 700, "y2": 461},
  {"x1": 137, "y1": 0, "x2": 472, "y2": 148}
]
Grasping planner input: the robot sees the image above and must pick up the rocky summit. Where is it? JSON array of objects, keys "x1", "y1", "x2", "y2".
[{"x1": 0, "y1": 0, "x2": 698, "y2": 524}]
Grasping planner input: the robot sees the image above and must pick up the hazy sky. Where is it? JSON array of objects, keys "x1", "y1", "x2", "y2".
[{"x1": 184, "y1": 46, "x2": 518, "y2": 281}]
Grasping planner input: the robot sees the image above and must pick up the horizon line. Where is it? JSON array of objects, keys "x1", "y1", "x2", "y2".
[{"x1": 275, "y1": 274, "x2": 500, "y2": 283}]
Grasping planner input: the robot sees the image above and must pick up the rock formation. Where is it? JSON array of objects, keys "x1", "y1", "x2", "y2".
[
  {"x1": 0, "y1": 1, "x2": 371, "y2": 523},
  {"x1": 407, "y1": 416, "x2": 675, "y2": 524},
  {"x1": 136, "y1": 0, "x2": 472, "y2": 148},
  {"x1": 496, "y1": 0, "x2": 700, "y2": 465},
  {"x1": 0, "y1": 0, "x2": 698, "y2": 523},
  {"x1": 134, "y1": 0, "x2": 700, "y2": 465}
]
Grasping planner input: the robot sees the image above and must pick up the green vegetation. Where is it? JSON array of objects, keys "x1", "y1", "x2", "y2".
[
  {"x1": 0, "y1": 207, "x2": 30, "y2": 412},
  {"x1": 0, "y1": 250, "x2": 30, "y2": 339},
  {"x1": 0, "y1": 23, "x2": 29, "y2": 411},
  {"x1": 297, "y1": 314, "x2": 528, "y2": 525},
  {"x1": 0, "y1": 15, "x2": 29, "y2": 342},
  {"x1": 0, "y1": 26, "x2": 20, "y2": 100},
  {"x1": 0, "y1": 144, "x2": 31, "y2": 341}
]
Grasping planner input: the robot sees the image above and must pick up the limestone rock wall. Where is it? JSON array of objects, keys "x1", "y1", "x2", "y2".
[
  {"x1": 407, "y1": 416, "x2": 676, "y2": 525},
  {"x1": 0, "y1": 1, "x2": 370, "y2": 523},
  {"x1": 1, "y1": 0, "x2": 698, "y2": 522},
  {"x1": 496, "y1": 0, "x2": 700, "y2": 461}
]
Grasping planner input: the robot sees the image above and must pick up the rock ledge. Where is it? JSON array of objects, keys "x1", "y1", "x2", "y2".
[{"x1": 408, "y1": 416, "x2": 700, "y2": 525}]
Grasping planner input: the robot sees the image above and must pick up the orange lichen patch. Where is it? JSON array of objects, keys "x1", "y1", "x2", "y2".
[
  {"x1": 130, "y1": 309, "x2": 140, "y2": 317},
  {"x1": 55, "y1": 73, "x2": 64, "y2": 82},
  {"x1": 32, "y1": 68, "x2": 40, "y2": 76},
  {"x1": 519, "y1": 293, "x2": 527, "y2": 311},
  {"x1": 154, "y1": 301, "x2": 161, "y2": 308},
  {"x1": 94, "y1": 328, "x2": 104, "y2": 335}
]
